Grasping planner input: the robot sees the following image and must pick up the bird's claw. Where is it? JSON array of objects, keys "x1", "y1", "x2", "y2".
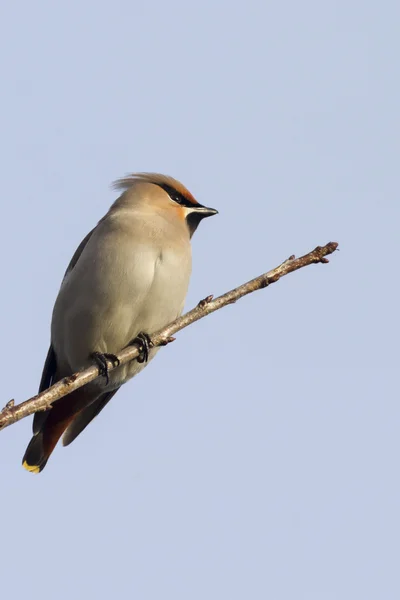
[
  {"x1": 91, "y1": 352, "x2": 120, "y2": 385},
  {"x1": 131, "y1": 332, "x2": 152, "y2": 363}
]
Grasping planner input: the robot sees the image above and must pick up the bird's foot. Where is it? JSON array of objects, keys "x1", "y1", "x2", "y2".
[
  {"x1": 91, "y1": 352, "x2": 120, "y2": 385},
  {"x1": 130, "y1": 332, "x2": 152, "y2": 363}
]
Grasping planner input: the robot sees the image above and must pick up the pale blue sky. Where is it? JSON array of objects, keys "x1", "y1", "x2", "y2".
[{"x1": 0, "y1": 1, "x2": 399, "y2": 599}]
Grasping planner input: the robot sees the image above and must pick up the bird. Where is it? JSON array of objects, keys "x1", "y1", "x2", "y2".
[{"x1": 22, "y1": 172, "x2": 218, "y2": 473}]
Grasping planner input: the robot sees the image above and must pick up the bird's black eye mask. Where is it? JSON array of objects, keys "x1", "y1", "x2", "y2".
[
  {"x1": 156, "y1": 182, "x2": 216, "y2": 237},
  {"x1": 157, "y1": 183, "x2": 198, "y2": 209}
]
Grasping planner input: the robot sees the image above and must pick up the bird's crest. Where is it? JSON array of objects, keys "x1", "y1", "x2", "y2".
[{"x1": 113, "y1": 172, "x2": 199, "y2": 206}]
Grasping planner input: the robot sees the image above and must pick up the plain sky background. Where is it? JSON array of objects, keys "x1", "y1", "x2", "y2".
[{"x1": 0, "y1": 1, "x2": 398, "y2": 598}]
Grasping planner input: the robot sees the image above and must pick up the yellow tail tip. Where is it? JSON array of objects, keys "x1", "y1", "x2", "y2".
[{"x1": 22, "y1": 460, "x2": 40, "y2": 474}]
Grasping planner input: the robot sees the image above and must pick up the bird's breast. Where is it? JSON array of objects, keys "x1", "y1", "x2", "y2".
[
  {"x1": 100, "y1": 242, "x2": 192, "y2": 389},
  {"x1": 52, "y1": 227, "x2": 192, "y2": 385},
  {"x1": 138, "y1": 246, "x2": 192, "y2": 328}
]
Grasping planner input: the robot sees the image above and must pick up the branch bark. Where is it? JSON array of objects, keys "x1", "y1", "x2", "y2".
[{"x1": 0, "y1": 241, "x2": 338, "y2": 431}]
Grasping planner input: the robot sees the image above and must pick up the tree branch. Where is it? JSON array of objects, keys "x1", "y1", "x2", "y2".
[{"x1": 0, "y1": 241, "x2": 338, "y2": 431}]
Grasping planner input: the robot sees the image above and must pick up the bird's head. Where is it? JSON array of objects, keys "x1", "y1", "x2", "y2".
[{"x1": 113, "y1": 172, "x2": 218, "y2": 237}]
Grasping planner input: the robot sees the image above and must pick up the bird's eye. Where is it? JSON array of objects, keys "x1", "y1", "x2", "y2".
[
  {"x1": 169, "y1": 191, "x2": 186, "y2": 206},
  {"x1": 171, "y1": 192, "x2": 182, "y2": 204},
  {"x1": 159, "y1": 183, "x2": 193, "y2": 208}
]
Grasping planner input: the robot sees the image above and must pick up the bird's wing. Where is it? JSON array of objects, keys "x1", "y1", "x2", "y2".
[
  {"x1": 33, "y1": 345, "x2": 58, "y2": 434},
  {"x1": 62, "y1": 227, "x2": 96, "y2": 279},
  {"x1": 38, "y1": 344, "x2": 57, "y2": 394},
  {"x1": 33, "y1": 228, "x2": 97, "y2": 434}
]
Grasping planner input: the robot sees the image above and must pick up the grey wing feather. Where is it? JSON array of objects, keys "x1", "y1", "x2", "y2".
[
  {"x1": 34, "y1": 227, "x2": 97, "y2": 435},
  {"x1": 62, "y1": 388, "x2": 120, "y2": 446},
  {"x1": 33, "y1": 345, "x2": 58, "y2": 434},
  {"x1": 62, "y1": 227, "x2": 96, "y2": 279},
  {"x1": 38, "y1": 345, "x2": 57, "y2": 393}
]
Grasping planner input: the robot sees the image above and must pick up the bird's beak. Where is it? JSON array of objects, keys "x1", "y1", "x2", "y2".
[
  {"x1": 185, "y1": 204, "x2": 218, "y2": 237},
  {"x1": 193, "y1": 205, "x2": 219, "y2": 218}
]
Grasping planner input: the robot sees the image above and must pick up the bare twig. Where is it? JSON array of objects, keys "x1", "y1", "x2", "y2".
[{"x1": 0, "y1": 241, "x2": 338, "y2": 430}]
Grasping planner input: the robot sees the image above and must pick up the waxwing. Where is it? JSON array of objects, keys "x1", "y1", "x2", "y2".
[{"x1": 23, "y1": 173, "x2": 218, "y2": 473}]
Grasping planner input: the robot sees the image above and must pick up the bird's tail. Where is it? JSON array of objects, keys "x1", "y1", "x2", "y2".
[
  {"x1": 22, "y1": 389, "x2": 89, "y2": 474},
  {"x1": 22, "y1": 432, "x2": 49, "y2": 473}
]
